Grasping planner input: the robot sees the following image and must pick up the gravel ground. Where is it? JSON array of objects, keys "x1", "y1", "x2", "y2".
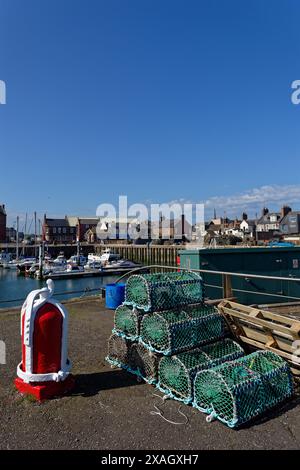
[{"x1": 0, "y1": 297, "x2": 300, "y2": 450}]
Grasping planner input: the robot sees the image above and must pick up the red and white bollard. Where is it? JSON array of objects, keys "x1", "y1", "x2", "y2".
[{"x1": 15, "y1": 279, "x2": 75, "y2": 400}]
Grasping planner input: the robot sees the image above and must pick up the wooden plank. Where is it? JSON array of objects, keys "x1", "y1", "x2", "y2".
[
  {"x1": 220, "y1": 300, "x2": 299, "y2": 326},
  {"x1": 220, "y1": 302, "x2": 300, "y2": 332},
  {"x1": 222, "y1": 274, "x2": 233, "y2": 299},
  {"x1": 218, "y1": 300, "x2": 300, "y2": 375},
  {"x1": 242, "y1": 325, "x2": 295, "y2": 354},
  {"x1": 239, "y1": 335, "x2": 300, "y2": 367},
  {"x1": 220, "y1": 306, "x2": 300, "y2": 338}
]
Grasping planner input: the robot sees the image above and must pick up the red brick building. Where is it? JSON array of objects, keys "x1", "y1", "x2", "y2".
[
  {"x1": 0, "y1": 204, "x2": 6, "y2": 242},
  {"x1": 42, "y1": 215, "x2": 76, "y2": 244},
  {"x1": 42, "y1": 215, "x2": 99, "y2": 243}
]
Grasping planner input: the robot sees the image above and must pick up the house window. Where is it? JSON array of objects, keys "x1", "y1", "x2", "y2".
[
  {"x1": 58, "y1": 227, "x2": 62, "y2": 234},
  {"x1": 63, "y1": 227, "x2": 67, "y2": 234},
  {"x1": 53, "y1": 228, "x2": 57, "y2": 234}
]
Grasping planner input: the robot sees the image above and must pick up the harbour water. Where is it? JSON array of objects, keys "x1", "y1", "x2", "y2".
[{"x1": 0, "y1": 269, "x2": 118, "y2": 309}]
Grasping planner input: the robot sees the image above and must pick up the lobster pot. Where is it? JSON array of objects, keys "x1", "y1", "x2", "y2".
[
  {"x1": 106, "y1": 333, "x2": 131, "y2": 368},
  {"x1": 106, "y1": 334, "x2": 159, "y2": 384},
  {"x1": 114, "y1": 304, "x2": 144, "y2": 340},
  {"x1": 124, "y1": 272, "x2": 204, "y2": 312},
  {"x1": 158, "y1": 339, "x2": 244, "y2": 403},
  {"x1": 128, "y1": 343, "x2": 160, "y2": 384},
  {"x1": 140, "y1": 305, "x2": 225, "y2": 355},
  {"x1": 193, "y1": 350, "x2": 294, "y2": 428}
]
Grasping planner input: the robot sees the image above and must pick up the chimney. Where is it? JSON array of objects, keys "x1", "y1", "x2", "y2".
[
  {"x1": 262, "y1": 207, "x2": 269, "y2": 216},
  {"x1": 281, "y1": 206, "x2": 291, "y2": 218},
  {"x1": 242, "y1": 212, "x2": 248, "y2": 221},
  {"x1": 181, "y1": 213, "x2": 185, "y2": 232}
]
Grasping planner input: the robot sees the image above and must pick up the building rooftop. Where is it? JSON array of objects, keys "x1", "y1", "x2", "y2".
[
  {"x1": 257, "y1": 212, "x2": 281, "y2": 224},
  {"x1": 78, "y1": 218, "x2": 100, "y2": 225},
  {"x1": 280, "y1": 211, "x2": 300, "y2": 225},
  {"x1": 44, "y1": 218, "x2": 69, "y2": 227}
]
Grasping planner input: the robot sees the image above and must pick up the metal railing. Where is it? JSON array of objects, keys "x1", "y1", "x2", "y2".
[
  {"x1": 0, "y1": 287, "x2": 101, "y2": 306},
  {"x1": 2, "y1": 264, "x2": 300, "y2": 307},
  {"x1": 115, "y1": 264, "x2": 300, "y2": 303},
  {"x1": 116, "y1": 265, "x2": 300, "y2": 283}
]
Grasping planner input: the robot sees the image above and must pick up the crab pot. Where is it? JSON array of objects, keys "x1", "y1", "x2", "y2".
[
  {"x1": 193, "y1": 350, "x2": 294, "y2": 428},
  {"x1": 106, "y1": 333, "x2": 131, "y2": 367},
  {"x1": 124, "y1": 272, "x2": 204, "y2": 312},
  {"x1": 140, "y1": 304, "x2": 225, "y2": 355},
  {"x1": 106, "y1": 334, "x2": 159, "y2": 384},
  {"x1": 114, "y1": 303, "x2": 144, "y2": 340},
  {"x1": 128, "y1": 342, "x2": 160, "y2": 384},
  {"x1": 158, "y1": 339, "x2": 244, "y2": 402}
]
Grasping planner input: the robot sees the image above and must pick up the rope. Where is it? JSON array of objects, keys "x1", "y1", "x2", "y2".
[{"x1": 149, "y1": 393, "x2": 189, "y2": 426}]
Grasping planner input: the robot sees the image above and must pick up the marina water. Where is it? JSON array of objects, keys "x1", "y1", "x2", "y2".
[{"x1": 0, "y1": 269, "x2": 118, "y2": 308}]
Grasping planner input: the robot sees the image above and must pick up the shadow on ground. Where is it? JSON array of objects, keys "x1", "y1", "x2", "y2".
[
  {"x1": 71, "y1": 370, "x2": 142, "y2": 397},
  {"x1": 237, "y1": 388, "x2": 300, "y2": 430}
]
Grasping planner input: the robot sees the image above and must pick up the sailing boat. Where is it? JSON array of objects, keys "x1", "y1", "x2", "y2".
[{"x1": 3, "y1": 216, "x2": 20, "y2": 268}]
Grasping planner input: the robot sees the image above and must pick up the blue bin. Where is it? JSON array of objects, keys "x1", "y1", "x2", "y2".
[{"x1": 105, "y1": 283, "x2": 126, "y2": 310}]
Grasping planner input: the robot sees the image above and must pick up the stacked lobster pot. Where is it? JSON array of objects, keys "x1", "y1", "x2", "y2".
[
  {"x1": 106, "y1": 272, "x2": 294, "y2": 427},
  {"x1": 107, "y1": 272, "x2": 293, "y2": 427},
  {"x1": 106, "y1": 272, "x2": 241, "y2": 387},
  {"x1": 107, "y1": 302, "x2": 160, "y2": 384}
]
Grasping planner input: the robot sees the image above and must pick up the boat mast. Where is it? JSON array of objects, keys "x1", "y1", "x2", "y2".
[
  {"x1": 16, "y1": 216, "x2": 19, "y2": 261},
  {"x1": 34, "y1": 211, "x2": 37, "y2": 259},
  {"x1": 38, "y1": 241, "x2": 44, "y2": 280},
  {"x1": 23, "y1": 213, "x2": 27, "y2": 256}
]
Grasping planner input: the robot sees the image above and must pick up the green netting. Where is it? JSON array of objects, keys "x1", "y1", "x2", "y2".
[
  {"x1": 129, "y1": 343, "x2": 160, "y2": 384},
  {"x1": 140, "y1": 304, "x2": 225, "y2": 355},
  {"x1": 157, "y1": 339, "x2": 244, "y2": 403},
  {"x1": 193, "y1": 350, "x2": 294, "y2": 428},
  {"x1": 114, "y1": 304, "x2": 144, "y2": 340},
  {"x1": 106, "y1": 334, "x2": 160, "y2": 384},
  {"x1": 106, "y1": 333, "x2": 131, "y2": 366},
  {"x1": 124, "y1": 272, "x2": 204, "y2": 312}
]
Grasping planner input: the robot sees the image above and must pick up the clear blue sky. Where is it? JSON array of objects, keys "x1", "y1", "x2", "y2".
[{"x1": 1, "y1": 0, "x2": 300, "y2": 225}]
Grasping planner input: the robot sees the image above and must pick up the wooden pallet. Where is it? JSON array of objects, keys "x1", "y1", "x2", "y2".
[{"x1": 218, "y1": 300, "x2": 300, "y2": 375}]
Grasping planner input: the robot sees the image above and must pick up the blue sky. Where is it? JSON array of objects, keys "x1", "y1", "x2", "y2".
[{"x1": 1, "y1": 0, "x2": 300, "y2": 226}]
